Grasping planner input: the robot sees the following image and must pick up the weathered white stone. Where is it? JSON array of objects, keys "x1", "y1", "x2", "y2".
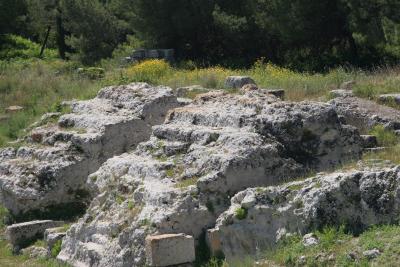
[
  {"x1": 302, "y1": 233, "x2": 319, "y2": 247},
  {"x1": 330, "y1": 89, "x2": 353, "y2": 98},
  {"x1": 225, "y1": 76, "x2": 256, "y2": 89},
  {"x1": 363, "y1": 248, "x2": 381, "y2": 260},
  {"x1": 0, "y1": 83, "x2": 179, "y2": 217},
  {"x1": 209, "y1": 167, "x2": 400, "y2": 261},
  {"x1": 21, "y1": 246, "x2": 49, "y2": 258},
  {"x1": 59, "y1": 90, "x2": 363, "y2": 266},
  {"x1": 6, "y1": 220, "x2": 64, "y2": 250},
  {"x1": 330, "y1": 95, "x2": 400, "y2": 132},
  {"x1": 145, "y1": 234, "x2": 195, "y2": 266},
  {"x1": 5, "y1": 105, "x2": 24, "y2": 113}
]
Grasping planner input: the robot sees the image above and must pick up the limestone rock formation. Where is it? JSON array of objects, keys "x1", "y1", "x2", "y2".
[
  {"x1": 58, "y1": 90, "x2": 363, "y2": 266},
  {"x1": 330, "y1": 94, "x2": 400, "y2": 132},
  {"x1": 0, "y1": 83, "x2": 179, "y2": 219},
  {"x1": 208, "y1": 167, "x2": 400, "y2": 261}
]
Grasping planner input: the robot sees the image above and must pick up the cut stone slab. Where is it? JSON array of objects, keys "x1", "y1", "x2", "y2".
[
  {"x1": 6, "y1": 220, "x2": 64, "y2": 251},
  {"x1": 379, "y1": 94, "x2": 400, "y2": 105},
  {"x1": 0, "y1": 83, "x2": 180, "y2": 218},
  {"x1": 145, "y1": 234, "x2": 195, "y2": 267},
  {"x1": 5, "y1": 105, "x2": 24, "y2": 113},
  {"x1": 225, "y1": 76, "x2": 256, "y2": 89}
]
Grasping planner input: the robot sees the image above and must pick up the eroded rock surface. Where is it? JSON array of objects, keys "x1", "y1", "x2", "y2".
[
  {"x1": 209, "y1": 167, "x2": 400, "y2": 261},
  {"x1": 330, "y1": 95, "x2": 400, "y2": 133},
  {"x1": 58, "y1": 90, "x2": 362, "y2": 267},
  {"x1": 0, "y1": 83, "x2": 179, "y2": 218}
]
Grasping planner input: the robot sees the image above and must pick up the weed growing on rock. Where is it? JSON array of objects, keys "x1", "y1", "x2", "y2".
[
  {"x1": 51, "y1": 240, "x2": 62, "y2": 258},
  {"x1": 235, "y1": 207, "x2": 248, "y2": 220}
]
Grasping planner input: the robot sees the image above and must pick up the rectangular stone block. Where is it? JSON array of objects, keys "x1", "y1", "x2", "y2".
[
  {"x1": 146, "y1": 233, "x2": 195, "y2": 267},
  {"x1": 6, "y1": 220, "x2": 64, "y2": 250}
]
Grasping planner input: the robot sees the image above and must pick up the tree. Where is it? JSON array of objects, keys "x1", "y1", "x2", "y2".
[
  {"x1": 60, "y1": 0, "x2": 122, "y2": 64},
  {"x1": 0, "y1": 0, "x2": 26, "y2": 35},
  {"x1": 27, "y1": 0, "x2": 71, "y2": 59}
]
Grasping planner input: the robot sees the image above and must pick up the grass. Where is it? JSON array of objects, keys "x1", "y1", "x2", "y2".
[
  {"x1": 203, "y1": 224, "x2": 400, "y2": 267},
  {"x1": 262, "y1": 224, "x2": 400, "y2": 267},
  {"x1": 369, "y1": 125, "x2": 399, "y2": 147},
  {"x1": 2, "y1": 55, "x2": 400, "y2": 146}
]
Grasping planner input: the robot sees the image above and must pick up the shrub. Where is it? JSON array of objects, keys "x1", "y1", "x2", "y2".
[
  {"x1": 77, "y1": 67, "x2": 105, "y2": 79},
  {"x1": 125, "y1": 59, "x2": 172, "y2": 84},
  {"x1": 370, "y1": 125, "x2": 398, "y2": 147},
  {"x1": 0, "y1": 35, "x2": 58, "y2": 60},
  {"x1": 235, "y1": 207, "x2": 248, "y2": 220}
]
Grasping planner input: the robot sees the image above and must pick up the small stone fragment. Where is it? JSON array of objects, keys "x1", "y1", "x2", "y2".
[
  {"x1": 297, "y1": 255, "x2": 307, "y2": 265},
  {"x1": 20, "y1": 246, "x2": 49, "y2": 259},
  {"x1": 5, "y1": 105, "x2": 24, "y2": 113},
  {"x1": 145, "y1": 234, "x2": 195, "y2": 267},
  {"x1": 347, "y1": 251, "x2": 358, "y2": 261},
  {"x1": 330, "y1": 89, "x2": 353, "y2": 98},
  {"x1": 363, "y1": 248, "x2": 381, "y2": 260},
  {"x1": 302, "y1": 233, "x2": 319, "y2": 247},
  {"x1": 225, "y1": 76, "x2": 256, "y2": 89}
]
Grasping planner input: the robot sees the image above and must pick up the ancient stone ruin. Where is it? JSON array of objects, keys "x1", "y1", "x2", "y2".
[{"x1": 1, "y1": 79, "x2": 400, "y2": 266}]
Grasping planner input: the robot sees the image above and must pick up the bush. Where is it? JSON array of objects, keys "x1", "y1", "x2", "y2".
[
  {"x1": 77, "y1": 67, "x2": 105, "y2": 79},
  {"x1": 125, "y1": 59, "x2": 172, "y2": 84},
  {"x1": 0, "y1": 35, "x2": 58, "y2": 60},
  {"x1": 370, "y1": 125, "x2": 399, "y2": 147},
  {"x1": 235, "y1": 207, "x2": 247, "y2": 220}
]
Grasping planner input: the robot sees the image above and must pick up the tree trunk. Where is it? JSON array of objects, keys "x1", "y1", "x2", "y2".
[{"x1": 40, "y1": 26, "x2": 51, "y2": 58}]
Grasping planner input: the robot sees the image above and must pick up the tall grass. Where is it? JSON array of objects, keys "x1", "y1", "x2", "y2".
[
  {"x1": 2, "y1": 57, "x2": 400, "y2": 146},
  {"x1": 0, "y1": 59, "x2": 101, "y2": 143}
]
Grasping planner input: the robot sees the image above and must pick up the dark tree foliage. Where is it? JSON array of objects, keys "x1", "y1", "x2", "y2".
[
  {"x1": 2, "y1": 0, "x2": 400, "y2": 70},
  {"x1": 0, "y1": 0, "x2": 26, "y2": 35}
]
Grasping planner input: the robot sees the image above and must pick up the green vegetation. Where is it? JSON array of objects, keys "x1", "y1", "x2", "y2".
[
  {"x1": 369, "y1": 125, "x2": 399, "y2": 147},
  {"x1": 2, "y1": 51, "x2": 400, "y2": 147},
  {"x1": 234, "y1": 207, "x2": 248, "y2": 220},
  {"x1": 51, "y1": 240, "x2": 62, "y2": 258},
  {"x1": 175, "y1": 177, "x2": 199, "y2": 189},
  {"x1": 262, "y1": 224, "x2": 400, "y2": 267}
]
